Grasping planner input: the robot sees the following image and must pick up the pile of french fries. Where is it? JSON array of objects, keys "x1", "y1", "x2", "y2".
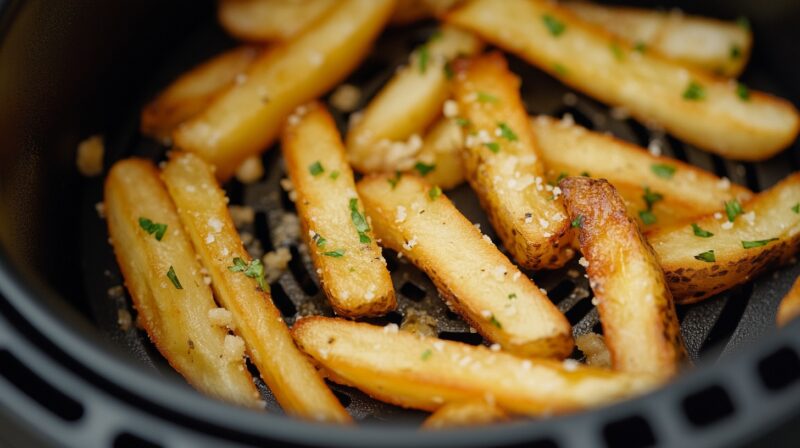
[{"x1": 99, "y1": 0, "x2": 799, "y2": 428}]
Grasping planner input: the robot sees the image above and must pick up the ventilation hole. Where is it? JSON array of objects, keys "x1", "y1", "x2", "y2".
[
  {"x1": 287, "y1": 245, "x2": 318, "y2": 296},
  {"x1": 438, "y1": 331, "x2": 483, "y2": 346},
  {"x1": 331, "y1": 388, "x2": 352, "y2": 408},
  {"x1": 444, "y1": 309, "x2": 461, "y2": 321},
  {"x1": 602, "y1": 415, "x2": 656, "y2": 448},
  {"x1": 383, "y1": 249, "x2": 399, "y2": 271},
  {"x1": 743, "y1": 163, "x2": 761, "y2": 191},
  {"x1": 681, "y1": 384, "x2": 735, "y2": 427},
  {"x1": 223, "y1": 179, "x2": 244, "y2": 206},
  {"x1": 547, "y1": 279, "x2": 575, "y2": 305},
  {"x1": 347, "y1": 56, "x2": 392, "y2": 87},
  {"x1": 400, "y1": 282, "x2": 427, "y2": 301},
  {"x1": 592, "y1": 320, "x2": 604, "y2": 335},
  {"x1": 254, "y1": 211, "x2": 274, "y2": 253},
  {"x1": 363, "y1": 311, "x2": 403, "y2": 327},
  {"x1": 624, "y1": 119, "x2": 653, "y2": 148},
  {"x1": 279, "y1": 180, "x2": 297, "y2": 213},
  {"x1": 565, "y1": 297, "x2": 594, "y2": 326},
  {"x1": 709, "y1": 154, "x2": 730, "y2": 179},
  {"x1": 114, "y1": 433, "x2": 162, "y2": 448},
  {"x1": 270, "y1": 282, "x2": 297, "y2": 317},
  {"x1": 552, "y1": 106, "x2": 594, "y2": 130},
  {"x1": 758, "y1": 346, "x2": 800, "y2": 391},
  {"x1": 699, "y1": 285, "x2": 751, "y2": 357}
]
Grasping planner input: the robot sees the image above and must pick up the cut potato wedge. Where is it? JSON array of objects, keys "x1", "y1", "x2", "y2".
[
  {"x1": 357, "y1": 173, "x2": 573, "y2": 358},
  {"x1": 281, "y1": 102, "x2": 395, "y2": 317},
  {"x1": 141, "y1": 46, "x2": 261, "y2": 142},
  {"x1": 531, "y1": 115, "x2": 753, "y2": 229},
  {"x1": 411, "y1": 117, "x2": 466, "y2": 190},
  {"x1": 422, "y1": 398, "x2": 509, "y2": 429},
  {"x1": 174, "y1": 0, "x2": 396, "y2": 180},
  {"x1": 218, "y1": 0, "x2": 337, "y2": 42},
  {"x1": 446, "y1": 0, "x2": 800, "y2": 161},
  {"x1": 649, "y1": 173, "x2": 800, "y2": 304},
  {"x1": 346, "y1": 25, "x2": 482, "y2": 173},
  {"x1": 452, "y1": 52, "x2": 572, "y2": 270},
  {"x1": 293, "y1": 317, "x2": 659, "y2": 416},
  {"x1": 162, "y1": 152, "x2": 351, "y2": 423},
  {"x1": 564, "y1": 2, "x2": 752, "y2": 77},
  {"x1": 777, "y1": 276, "x2": 800, "y2": 327},
  {"x1": 391, "y1": 0, "x2": 463, "y2": 25},
  {"x1": 560, "y1": 177, "x2": 685, "y2": 379},
  {"x1": 104, "y1": 158, "x2": 261, "y2": 408}
]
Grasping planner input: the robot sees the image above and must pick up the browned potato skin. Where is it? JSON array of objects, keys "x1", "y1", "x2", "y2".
[
  {"x1": 218, "y1": 0, "x2": 337, "y2": 42},
  {"x1": 292, "y1": 317, "x2": 660, "y2": 416},
  {"x1": 161, "y1": 152, "x2": 351, "y2": 423},
  {"x1": 452, "y1": 52, "x2": 572, "y2": 270},
  {"x1": 777, "y1": 276, "x2": 800, "y2": 327},
  {"x1": 358, "y1": 173, "x2": 573, "y2": 359},
  {"x1": 141, "y1": 46, "x2": 260, "y2": 142},
  {"x1": 649, "y1": 173, "x2": 800, "y2": 304},
  {"x1": 104, "y1": 159, "x2": 261, "y2": 408},
  {"x1": 560, "y1": 177, "x2": 685, "y2": 379},
  {"x1": 422, "y1": 399, "x2": 509, "y2": 429},
  {"x1": 281, "y1": 102, "x2": 395, "y2": 317}
]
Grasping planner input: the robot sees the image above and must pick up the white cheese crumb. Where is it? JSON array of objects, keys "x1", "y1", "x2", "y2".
[
  {"x1": 208, "y1": 217, "x2": 223, "y2": 233},
  {"x1": 208, "y1": 308, "x2": 233, "y2": 328},
  {"x1": 76, "y1": 135, "x2": 104, "y2": 177},
  {"x1": 591, "y1": 297, "x2": 600, "y2": 306},
  {"x1": 721, "y1": 221, "x2": 734, "y2": 230},
  {"x1": 512, "y1": 272, "x2": 521, "y2": 281},
  {"x1": 490, "y1": 343, "x2": 501, "y2": 352},
  {"x1": 482, "y1": 234, "x2": 492, "y2": 244},
  {"x1": 443, "y1": 99, "x2": 459, "y2": 118},
  {"x1": 205, "y1": 234, "x2": 215, "y2": 244},
  {"x1": 229, "y1": 205, "x2": 255, "y2": 227},
  {"x1": 522, "y1": 360, "x2": 532, "y2": 370},
  {"x1": 647, "y1": 139, "x2": 663, "y2": 156},
  {"x1": 717, "y1": 177, "x2": 731, "y2": 190},
  {"x1": 402, "y1": 237, "x2": 418, "y2": 250},
  {"x1": 395, "y1": 205, "x2": 407, "y2": 223},
  {"x1": 714, "y1": 212, "x2": 723, "y2": 220},
  {"x1": 562, "y1": 359, "x2": 579, "y2": 372},
  {"x1": 235, "y1": 156, "x2": 264, "y2": 184},
  {"x1": 95, "y1": 202, "x2": 106, "y2": 219},
  {"x1": 383, "y1": 323, "x2": 399, "y2": 334},
  {"x1": 742, "y1": 211, "x2": 756, "y2": 225},
  {"x1": 117, "y1": 309, "x2": 132, "y2": 331},
  {"x1": 539, "y1": 288, "x2": 547, "y2": 294},
  {"x1": 223, "y1": 334, "x2": 246, "y2": 362},
  {"x1": 330, "y1": 84, "x2": 361, "y2": 112},
  {"x1": 578, "y1": 257, "x2": 589, "y2": 268},
  {"x1": 263, "y1": 247, "x2": 291, "y2": 283}
]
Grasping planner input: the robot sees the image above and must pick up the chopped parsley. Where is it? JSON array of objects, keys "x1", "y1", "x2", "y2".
[
  {"x1": 642, "y1": 187, "x2": 663, "y2": 210},
  {"x1": 742, "y1": 238, "x2": 779, "y2": 249},
  {"x1": 308, "y1": 161, "x2": 324, "y2": 176},
  {"x1": 694, "y1": 250, "x2": 716, "y2": 263},
  {"x1": 322, "y1": 249, "x2": 345, "y2": 258},
  {"x1": 792, "y1": 203, "x2": 800, "y2": 214},
  {"x1": 421, "y1": 349, "x2": 432, "y2": 361},
  {"x1": 414, "y1": 161, "x2": 436, "y2": 176},
  {"x1": 483, "y1": 142, "x2": 500, "y2": 153},
  {"x1": 429, "y1": 30, "x2": 443, "y2": 41},
  {"x1": 444, "y1": 61, "x2": 454, "y2": 80},
  {"x1": 691, "y1": 223, "x2": 714, "y2": 238},
  {"x1": 571, "y1": 214, "x2": 584, "y2": 228},
  {"x1": 542, "y1": 14, "x2": 566, "y2": 36},
  {"x1": 329, "y1": 170, "x2": 340, "y2": 180},
  {"x1": 736, "y1": 83, "x2": 750, "y2": 101},
  {"x1": 683, "y1": 81, "x2": 706, "y2": 101},
  {"x1": 312, "y1": 232, "x2": 327, "y2": 247},
  {"x1": 634, "y1": 41, "x2": 647, "y2": 53},
  {"x1": 138, "y1": 217, "x2": 167, "y2": 241},
  {"x1": 497, "y1": 122, "x2": 518, "y2": 141},
  {"x1": 610, "y1": 42, "x2": 624, "y2": 61},
  {"x1": 166, "y1": 266, "x2": 182, "y2": 289},
  {"x1": 639, "y1": 210, "x2": 657, "y2": 226},
  {"x1": 476, "y1": 91, "x2": 498, "y2": 103},
  {"x1": 349, "y1": 198, "x2": 371, "y2": 244},
  {"x1": 553, "y1": 63, "x2": 568, "y2": 76},
  {"x1": 736, "y1": 16, "x2": 750, "y2": 30},
  {"x1": 651, "y1": 163, "x2": 676, "y2": 179},
  {"x1": 418, "y1": 45, "x2": 430, "y2": 74},
  {"x1": 580, "y1": 171, "x2": 591, "y2": 177},
  {"x1": 455, "y1": 117, "x2": 471, "y2": 127},
  {"x1": 730, "y1": 44, "x2": 742, "y2": 59},
  {"x1": 429, "y1": 185, "x2": 442, "y2": 201},
  {"x1": 489, "y1": 314, "x2": 503, "y2": 329},
  {"x1": 508, "y1": 293, "x2": 517, "y2": 300},
  {"x1": 388, "y1": 171, "x2": 402, "y2": 189},
  {"x1": 724, "y1": 199, "x2": 743, "y2": 222},
  {"x1": 227, "y1": 257, "x2": 268, "y2": 291}
]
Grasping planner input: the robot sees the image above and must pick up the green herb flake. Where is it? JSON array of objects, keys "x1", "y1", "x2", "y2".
[
  {"x1": 476, "y1": 91, "x2": 498, "y2": 103},
  {"x1": 642, "y1": 186, "x2": 664, "y2": 210},
  {"x1": 580, "y1": 171, "x2": 591, "y2": 177},
  {"x1": 414, "y1": 161, "x2": 436, "y2": 176},
  {"x1": 691, "y1": 223, "x2": 714, "y2": 238},
  {"x1": 308, "y1": 161, "x2": 324, "y2": 176},
  {"x1": 429, "y1": 185, "x2": 442, "y2": 201},
  {"x1": 497, "y1": 122, "x2": 518, "y2": 141},
  {"x1": 683, "y1": 81, "x2": 706, "y2": 101},
  {"x1": 388, "y1": 171, "x2": 402, "y2": 189},
  {"x1": 694, "y1": 250, "x2": 716, "y2": 263},
  {"x1": 792, "y1": 203, "x2": 800, "y2": 214},
  {"x1": 542, "y1": 14, "x2": 566, "y2": 37},
  {"x1": 610, "y1": 42, "x2": 624, "y2": 61},
  {"x1": 742, "y1": 238, "x2": 779, "y2": 249},
  {"x1": 553, "y1": 63, "x2": 568, "y2": 76},
  {"x1": 508, "y1": 293, "x2": 517, "y2": 300},
  {"x1": 227, "y1": 257, "x2": 268, "y2": 291},
  {"x1": 736, "y1": 16, "x2": 750, "y2": 31},
  {"x1": 634, "y1": 41, "x2": 647, "y2": 53},
  {"x1": 639, "y1": 210, "x2": 657, "y2": 226},
  {"x1": 725, "y1": 199, "x2": 743, "y2": 222},
  {"x1": 418, "y1": 45, "x2": 430, "y2": 74},
  {"x1": 349, "y1": 198, "x2": 371, "y2": 244},
  {"x1": 571, "y1": 214, "x2": 584, "y2": 228},
  {"x1": 454, "y1": 117, "x2": 471, "y2": 127},
  {"x1": 489, "y1": 314, "x2": 503, "y2": 329},
  {"x1": 166, "y1": 266, "x2": 183, "y2": 289},
  {"x1": 322, "y1": 249, "x2": 345, "y2": 258},
  {"x1": 138, "y1": 217, "x2": 168, "y2": 241},
  {"x1": 483, "y1": 142, "x2": 500, "y2": 153},
  {"x1": 312, "y1": 233, "x2": 327, "y2": 247},
  {"x1": 736, "y1": 83, "x2": 750, "y2": 101},
  {"x1": 651, "y1": 163, "x2": 676, "y2": 179},
  {"x1": 421, "y1": 349, "x2": 433, "y2": 361},
  {"x1": 444, "y1": 61, "x2": 455, "y2": 80},
  {"x1": 730, "y1": 44, "x2": 742, "y2": 59},
  {"x1": 329, "y1": 170, "x2": 340, "y2": 180}
]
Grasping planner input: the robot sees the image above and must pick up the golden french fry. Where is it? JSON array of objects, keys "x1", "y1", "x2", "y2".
[
  {"x1": 391, "y1": 0, "x2": 463, "y2": 25},
  {"x1": 293, "y1": 317, "x2": 659, "y2": 416},
  {"x1": 560, "y1": 177, "x2": 686, "y2": 379},
  {"x1": 452, "y1": 52, "x2": 572, "y2": 270},
  {"x1": 422, "y1": 398, "x2": 509, "y2": 429},
  {"x1": 104, "y1": 159, "x2": 261, "y2": 408},
  {"x1": 218, "y1": 0, "x2": 337, "y2": 42},
  {"x1": 649, "y1": 173, "x2": 800, "y2": 304},
  {"x1": 281, "y1": 102, "x2": 395, "y2": 317},
  {"x1": 174, "y1": 0, "x2": 396, "y2": 180},
  {"x1": 162, "y1": 152, "x2": 351, "y2": 423},
  {"x1": 446, "y1": 0, "x2": 800, "y2": 161},
  {"x1": 777, "y1": 276, "x2": 800, "y2": 327},
  {"x1": 141, "y1": 46, "x2": 260, "y2": 142},
  {"x1": 531, "y1": 115, "x2": 753, "y2": 229},
  {"x1": 346, "y1": 25, "x2": 482, "y2": 173},
  {"x1": 564, "y1": 2, "x2": 752, "y2": 77},
  {"x1": 357, "y1": 173, "x2": 573, "y2": 358},
  {"x1": 411, "y1": 117, "x2": 466, "y2": 190}
]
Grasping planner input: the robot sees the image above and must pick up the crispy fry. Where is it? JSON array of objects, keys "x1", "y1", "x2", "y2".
[
  {"x1": 346, "y1": 25, "x2": 482, "y2": 173},
  {"x1": 391, "y1": 0, "x2": 463, "y2": 25},
  {"x1": 104, "y1": 159, "x2": 261, "y2": 408},
  {"x1": 281, "y1": 102, "x2": 395, "y2": 317},
  {"x1": 564, "y1": 2, "x2": 752, "y2": 77},
  {"x1": 649, "y1": 173, "x2": 800, "y2": 304},
  {"x1": 141, "y1": 46, "x2": 260, "y2": 142},
  {"x1": 293, "y1": 317, "x2": 659, "y2": 416},
  {"x1": 452, "y1": 53, "x2": 572, "y2": 270},
  {"x1": 218, "y1": 0, "x2": 337, "y2": 42},
  {"x1": 560, "y1": 177, "x2": 685, "y2": 378},
  {"x1": 411, "y1": 117, "x2": 466, "y2": 190},
  {"x1": 357, "y1": 173, "x2": 573, "y2": 358},
  {"x1": 446, "y1": 0, "x2": 800, "y2": 161},
  {"x1": 175, "y1": 0, "x2": 396, "y2": 180},
  {"x1": 422, "y1": 398, "x2": 509, "y2": 429},
  {"x1": 531, "y1": 115, "x2": 753, "y2": 228},
  {"x1": 777, "y1": 276, "x2": 800, "y2": 327},
  {"x1": 161, "y1": 152, "x2": 351, "y2": 423}
]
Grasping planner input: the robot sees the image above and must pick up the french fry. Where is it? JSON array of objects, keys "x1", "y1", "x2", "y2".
[
  {"x1": 560, "y1": 177, "x2": 686, "y2": 379},
  {"x1": 411, "y1": 117, "x2": 466, "y2": 190},
  {"x1": 346, "y1": 25, "x2": 482, "y2": 173},
  {"x1": 174, "y1": 0, "x2": 396, "y2": 180},
  {"x1": 281, "y1": 102, "x2": 395, "y2": 317},
  {"x1": 648, "y1": 173, "x2": 800, "y2": 304},
  {"x1": 563, "y1": 2, "x2": 752, "y2": 77},
  {"x1": 777, "y1": 276, "x2": 800, "y2": 327},
  {"x1": 218, "y1": 0, "x2": 337, "y2": 42},
  {"x1": 162, "y1": 152, "x2": 351, "y2": 423},
  {"x1": 531, "y1": 115, "x2": 753, "y2": 229},
  {"x1": 391, "y1": 0, "x2": 463, "y2": 25},
  {"x1": 293, "y1": 317, "x2": 659, "y2": 416},
  {"x1": 357, "y1": 173, "x2": 573, "y2": 358},
  {"x1": 104, "y1": 159, "x2": 261, "y2": 408},
  {"x1": 446, "y1": 0, "x2": 800, "y2": 161},
  {"x1": 141, "y1": 46, "x2": 260, "y2": 142},
  {"x1": 452, "y1": 52, "x2": 572, "y2": 270},
  {"x1": 422, "y1": 398, "x2": 509, "y2": 429}
]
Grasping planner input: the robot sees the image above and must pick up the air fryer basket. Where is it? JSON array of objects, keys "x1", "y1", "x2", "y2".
[{"x1": 1, "y1": 0, "x2": 800, "y2": 447}]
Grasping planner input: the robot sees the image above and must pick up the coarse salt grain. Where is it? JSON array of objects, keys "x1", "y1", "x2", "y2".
[
  {"x1": 721, "y1": 221, "x2": 734, "y2": 230},
  {"x1": 562, "y1": 359, "x2": 579, "y2": 371},
  {"x1": 395, "y1": 205, "x2": 407, "y2": 223},
  {"x1": 443, "y1": 99, "x2": 459, "y2": 118},
  {"x1": 578, "y1": 257, "x2": 589, "y2": 267}
]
